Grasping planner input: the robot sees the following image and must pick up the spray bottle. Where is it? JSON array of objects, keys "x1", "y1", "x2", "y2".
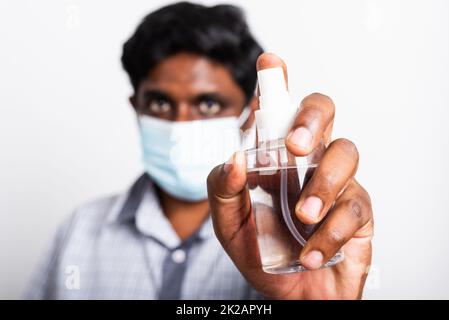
[{"x1": 246, "y1": 67, "x2": 344, "y2": 274}]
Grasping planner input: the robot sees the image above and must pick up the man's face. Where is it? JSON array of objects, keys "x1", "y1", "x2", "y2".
[{"x1": 131, "y1": 52, "x2": 248, "y2": 122}]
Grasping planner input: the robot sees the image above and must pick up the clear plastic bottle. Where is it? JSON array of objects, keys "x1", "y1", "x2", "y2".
[{"x1": 246, "y1": 67, "x2": 344, "y2": 274}]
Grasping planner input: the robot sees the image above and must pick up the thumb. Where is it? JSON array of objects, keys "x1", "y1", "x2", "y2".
[
  {"x1": 207, "y1": 151, "x2": 273, "y2": 290},
  {"x1": 207, "y1": 151, "x2": 251, "y2": 245}
]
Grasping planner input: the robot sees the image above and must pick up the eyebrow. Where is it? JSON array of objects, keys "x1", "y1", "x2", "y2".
[{"x1": 142, "y1": 90, "x2": 173, "y2": 104}]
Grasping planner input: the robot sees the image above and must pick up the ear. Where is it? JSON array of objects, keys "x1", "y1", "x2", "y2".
[
  {"x1": 249, "y1": 95, "x2": 258, "y2": 111},
  {"x1": 129, "y1": 95, "x2": 138, "y2": 111}
]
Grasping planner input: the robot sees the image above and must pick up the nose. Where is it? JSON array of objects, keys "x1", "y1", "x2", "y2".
[{"x1": 173, "y1": 102, "x2": 193, "y2": 122}]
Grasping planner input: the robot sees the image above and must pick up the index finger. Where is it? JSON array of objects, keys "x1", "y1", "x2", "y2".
[
  {"x1": 256, "y1": 54, "x2": 335, "y2": 156},
  {"x1": 285, "y1": 93, "x2": 336, "y2": 156}
]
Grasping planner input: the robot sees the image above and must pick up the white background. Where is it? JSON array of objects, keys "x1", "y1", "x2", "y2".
[{"x1": 0, "y1": 0, "x2": 448, "y2": 299}]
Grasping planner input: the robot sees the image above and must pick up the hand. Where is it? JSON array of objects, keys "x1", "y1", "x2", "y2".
[{"x1": 207, "y1": 53, "x2": 374, "y2": 300}]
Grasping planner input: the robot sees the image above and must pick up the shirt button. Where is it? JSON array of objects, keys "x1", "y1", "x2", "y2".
[{"x1": 171, "y1": 249, "x2": 186, "y2": 264}]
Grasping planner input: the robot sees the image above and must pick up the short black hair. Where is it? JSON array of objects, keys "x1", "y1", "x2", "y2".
[{"x1": 121, "y1": 1, "x2": 263, "y2": 103}]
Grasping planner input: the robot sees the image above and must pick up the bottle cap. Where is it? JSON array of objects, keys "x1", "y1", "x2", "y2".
[{"x1": 255, "y1": 67, "x2": 298, "y2": 142}]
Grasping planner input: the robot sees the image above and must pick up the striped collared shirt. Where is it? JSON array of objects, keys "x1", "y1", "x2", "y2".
[{"x1": 25, "y1": 174, "x2": 260, "y2": 299}]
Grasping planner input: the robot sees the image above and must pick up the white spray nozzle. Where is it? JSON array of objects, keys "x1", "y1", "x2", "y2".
[
  {"x1": 257, "y1": 67, "x2": 287, "y2": 98},
  {"x1": 255, "y1": 67, "x2": 298, "y2": 142}
]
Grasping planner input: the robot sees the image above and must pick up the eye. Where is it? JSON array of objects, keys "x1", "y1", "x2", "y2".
[
  {"x1": 198, "y1": 99, "x2": 222, "y2": 116},
  {"x1": 148, "y1": 99, "x2": 171, "y2": 114}
]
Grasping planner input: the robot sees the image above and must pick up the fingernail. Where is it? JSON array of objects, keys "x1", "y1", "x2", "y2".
[
  {"x1": 234, "y1": 150, "x2": 245, "y2": 166},
  {"x1": 223, "y1": 152, "x2": 236, "y2": 174},
  {"x1": 302, "y1": 250, "x2": 323, "y2": 269},
  {"x1": 287, "y1": 127, "x2": 313, "y2": 150},
  {"x1": 298, "y1": 196, "x2": 323, "y2": 221}
]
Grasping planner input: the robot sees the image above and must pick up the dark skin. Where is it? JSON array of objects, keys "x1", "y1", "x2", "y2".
[
  {"x1": 131, "y1": 52, "x2": 374, "y2": 299},
  {"x1": 130, "y1": 52, "x2": 253, "y2": 240}
]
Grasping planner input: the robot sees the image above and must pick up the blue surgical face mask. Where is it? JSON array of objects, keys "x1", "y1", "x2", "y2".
[{"x1": 138, "y1": 108, "x2": 251, "y2": 201}]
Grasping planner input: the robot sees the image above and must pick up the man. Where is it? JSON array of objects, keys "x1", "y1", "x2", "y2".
[{"x1": 26, "y1": 2, "x2": 373, "y2": 299}]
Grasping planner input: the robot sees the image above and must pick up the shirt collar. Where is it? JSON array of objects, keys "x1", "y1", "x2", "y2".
[{"x1": 107, "y1": 173, "x2": 215, "y2": 248}]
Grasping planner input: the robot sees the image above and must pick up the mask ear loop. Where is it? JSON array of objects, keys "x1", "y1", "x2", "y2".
[
  {"x1": 237, "y1": 106, "x2": 252, "y2": 127},
  {"x1": 237, "y1": 106, "x2": 256, "y2": 150}
]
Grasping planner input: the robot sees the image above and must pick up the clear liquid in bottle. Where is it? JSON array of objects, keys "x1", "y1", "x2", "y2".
[{"x1": 246, "y1": 140, "x2": 344, "y2": 274}]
